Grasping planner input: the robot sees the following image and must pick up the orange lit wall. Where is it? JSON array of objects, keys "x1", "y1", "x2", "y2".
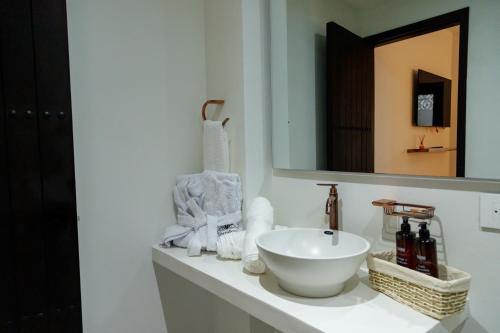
[{"x1": 374, "y1": 26, "x2": 459, "y2": 177}]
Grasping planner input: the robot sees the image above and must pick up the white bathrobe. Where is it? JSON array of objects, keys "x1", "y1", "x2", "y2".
[{"x1": 162, "y1": 170, "x2": 242, "y2": 256}]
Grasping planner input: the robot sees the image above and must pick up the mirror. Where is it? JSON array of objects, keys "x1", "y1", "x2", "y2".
[{"x1": 271, "y1": 0, "x2": 500, "y2": 180}]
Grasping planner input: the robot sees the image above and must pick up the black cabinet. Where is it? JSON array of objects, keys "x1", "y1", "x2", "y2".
[{"x1": 0, "y1": 1, "x2": 82, "y2": 332}]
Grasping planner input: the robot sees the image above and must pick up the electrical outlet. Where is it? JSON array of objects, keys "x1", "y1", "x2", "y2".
[{"x1": 480, "y1": 193, "x2": 500, "y2": 230}]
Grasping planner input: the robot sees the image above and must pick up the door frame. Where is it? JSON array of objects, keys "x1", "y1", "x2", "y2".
[{"x1": 365, "y1": 8, "x2": 469, "y2": 177}]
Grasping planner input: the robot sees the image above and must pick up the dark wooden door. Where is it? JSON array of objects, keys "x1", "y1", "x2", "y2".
[
  {"x1": 0, "y1": 1, "x2": 49, "y2": 331},
  {"x1": 326, "y1": 22, "x2": 374, "y2": 173},
  {"x1": 0, "y1": 0, "x2": 82, "y2": 332},
  {"x1": 32, "y1": 0, "x2": 82, "y2": 331},
  {"x1": 0, "y1": 50, "x2": 17, "y2": 333}
]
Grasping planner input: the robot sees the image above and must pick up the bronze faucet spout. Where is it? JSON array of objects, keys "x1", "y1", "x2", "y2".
[{"x1": 317, "y1": 184, "x2": 339, "y2": 230}]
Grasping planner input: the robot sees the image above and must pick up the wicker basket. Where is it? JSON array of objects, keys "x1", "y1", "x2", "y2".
[{"x1": 367, "y1": 250, "x2": 471, "y2": 319}]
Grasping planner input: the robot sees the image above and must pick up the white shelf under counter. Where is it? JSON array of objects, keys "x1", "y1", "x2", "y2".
[{"x1": 152, "y1": 245, "x2": 467, "y2": 333}]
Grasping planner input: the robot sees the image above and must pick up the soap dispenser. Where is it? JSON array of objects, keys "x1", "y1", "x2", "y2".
[
  {"x1": 396, "y1": 216, "x2": 416, "y2": 269},
  {"x1": 416, "y1": 223, "x2": 438, "y2": 278}
]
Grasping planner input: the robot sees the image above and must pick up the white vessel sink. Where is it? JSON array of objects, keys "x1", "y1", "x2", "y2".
[{"x1": 256, "y1": 228, "x2": 371, "y2": 297}]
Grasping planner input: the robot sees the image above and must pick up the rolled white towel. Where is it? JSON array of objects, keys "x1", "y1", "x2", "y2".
[
  {"x1": 242, "y1": 197, "x2": 273, "y2": 274},
  {"x1": 217, "y1": 230, "x2": 246, "y2": 259}
]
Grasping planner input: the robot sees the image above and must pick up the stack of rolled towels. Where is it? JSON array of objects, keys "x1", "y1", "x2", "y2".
[
  {"x1": 241, "y1": 197, "x2": 273, "y2": 274},
  {"x1": 215, "y1": 197, "x2": 273, "y2": 274}
]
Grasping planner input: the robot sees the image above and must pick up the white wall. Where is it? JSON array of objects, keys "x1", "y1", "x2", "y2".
[
  {"x1": 242, "y1": 0, "x2": 273, "y2": 208},
  {"x1": 205, "y1": 0, "x2": 246, "y2": 181},
  {"x1": 67, "y1": 0, "x2": 207, "y2": 332},
  {"x1": 270, "y1": 0, "x2": 291, "y2": 169},
  {"x1": 374, "y1": 27, "x2": 459, "y2": 177}
]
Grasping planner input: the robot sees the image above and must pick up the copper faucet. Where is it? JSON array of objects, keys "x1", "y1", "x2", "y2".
[{"x1": 317, "y1": 184, "x2": 339, "y2": 230}]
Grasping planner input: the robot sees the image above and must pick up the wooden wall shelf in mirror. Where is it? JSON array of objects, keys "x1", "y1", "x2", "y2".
[
  {"x1": 271, "y1": 1, "x2": 500, "y2": 181},
  {"x1": 407, "y1": 148, "x2": 457, "y2": 153}
]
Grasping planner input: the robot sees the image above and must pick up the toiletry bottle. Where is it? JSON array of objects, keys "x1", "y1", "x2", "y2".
[
  {"x1": 396, "y1": 216, "x2": 416, "y2": 269},
  {"x1": 416, "y1": 223, "x2": 438, "y2": 278}
]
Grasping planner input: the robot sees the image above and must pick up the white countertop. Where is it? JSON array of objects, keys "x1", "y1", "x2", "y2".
[{"x1": 152, "y1": 245, "x2": 467, "y2": 333}]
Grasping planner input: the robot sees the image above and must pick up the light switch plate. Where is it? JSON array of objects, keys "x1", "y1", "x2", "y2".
[{"x1": 479, "y1": 193, "x2": 500, "y2": 229}]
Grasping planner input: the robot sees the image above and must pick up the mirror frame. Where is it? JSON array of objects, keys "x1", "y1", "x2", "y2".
[{"x1": 274, "y1": 168, "x2": 500, "y2": 193}]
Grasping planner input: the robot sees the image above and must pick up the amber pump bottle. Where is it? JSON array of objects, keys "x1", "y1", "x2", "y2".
[
  {"x1": 416, "y1": 223, "x2": 438, "y2": 278},
  {"x1": 396, "y1": 216, "x2": 416, "y2": 269}
]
